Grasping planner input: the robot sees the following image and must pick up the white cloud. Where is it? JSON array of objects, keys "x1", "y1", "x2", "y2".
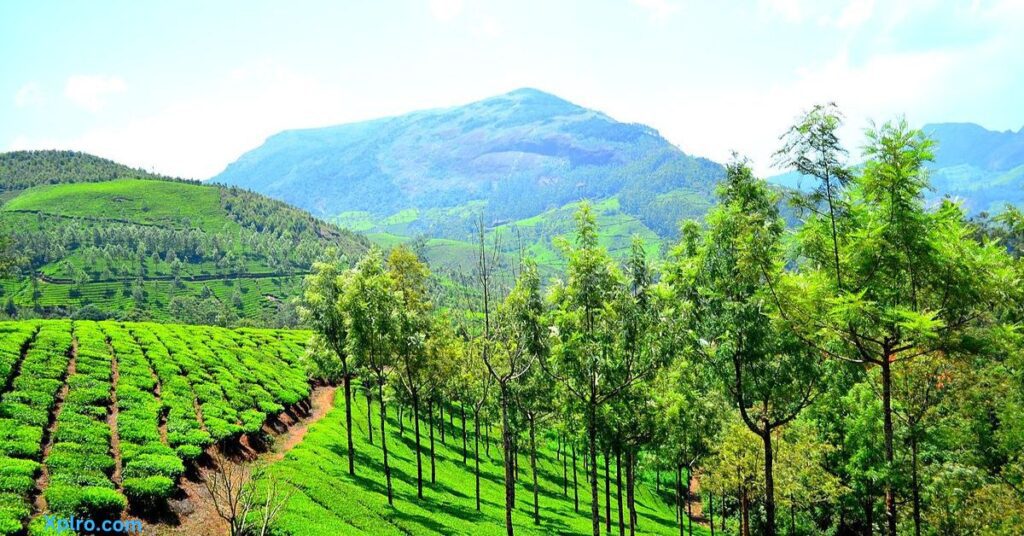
[
  {"x1": 631, "y1": 0, "x2": 681, "y2": 21},
  {"x1": 14, "y1": 83, "x2": 43, "y2": 108},
  {"x1": 835, "y1": 0, "x2": 875, "y2": 29},
  {"x1": 13, "y1": 62, "x2": 360, "y2": 179},
  {"x1": 429, "y1": 0, "x2": 464, "y2": 22},
  {"x1": 472, "y1": 14, "x2": 503, "y2": 38},
  {"x1": 641, "y1": 45, "x2": 963, "y2": 175},
  {"x1": 759, "y1": 0, "x2": 805, "y2": 22},
  {"x1": 64, "y1": 75, "x2": 126, "y2": 112}
]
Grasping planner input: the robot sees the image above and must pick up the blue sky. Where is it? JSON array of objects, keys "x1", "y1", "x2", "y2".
[{"x1": 2, "y1": 0, "x2": 1022, "y2": 178}]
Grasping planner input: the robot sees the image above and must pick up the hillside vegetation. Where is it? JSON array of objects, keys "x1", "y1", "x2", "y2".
[
  {"x1": 0, "y1": 319, "x2": 311, "y2": 536},
  {"x1": 0, "y1": 152, "x2": 369, "y2": 326}
]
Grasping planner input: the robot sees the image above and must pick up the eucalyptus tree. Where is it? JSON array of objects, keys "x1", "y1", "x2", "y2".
[
  {"x1": 388, "y1": 245, "x2": 434, "y2": 499},
  {"x1": 680, "y1": 159, "x2": 822, "y2": 536},
  {"x1": 299, "y1": 248, "x2": 357, "y2": 475},
  {"x1": 775, "y1": 118, "x2": 1012, "y2": 535},
  {"x1": 479, "y1": 226, "x2": 544, "y2": 535},
  {"x1": 546, "y1": 205, "x2": 664, "y2": 536},
  {"x1": 343, "y1": 247, "x2": 399, "y2": 505},
  {"x1": 508, "y1": 268, "x2": 553, "y2": 526}
]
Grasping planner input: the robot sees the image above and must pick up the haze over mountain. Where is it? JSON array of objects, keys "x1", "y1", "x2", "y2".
[
  {"x1": 213, "y1": 88, "x2": 724, "y2": 239},
  {"x1": 216, "y1": 89, "x2": 1024, "y2": 267}
]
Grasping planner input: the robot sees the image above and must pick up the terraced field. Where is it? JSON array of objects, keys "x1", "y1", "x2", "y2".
[{"x1": 0, "y1": 320, "x2": 311, "y2": 536}]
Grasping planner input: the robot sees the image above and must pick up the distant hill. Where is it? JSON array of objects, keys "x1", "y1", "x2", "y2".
[
  {"x1": 213, "y1": 88, "x2": 723, "y2": 240},
  {"x1": 0, "y1": 150, "x2": 369, "y2": 325},
  {"x1": 0, "y1": 150, "x2": 175, "y2": 192},
  {"x1": 770, "y1": 122, "x2": 1024, "y2": 214}
]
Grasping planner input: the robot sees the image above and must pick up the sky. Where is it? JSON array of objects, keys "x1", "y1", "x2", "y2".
[{"x1": 2, "y1": 0, "x2": 1023, "y2": 179}]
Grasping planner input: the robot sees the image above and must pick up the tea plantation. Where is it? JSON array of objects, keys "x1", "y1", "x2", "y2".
[{"x1": 0, "y1": 320, "x2": 311, "y2": 535}]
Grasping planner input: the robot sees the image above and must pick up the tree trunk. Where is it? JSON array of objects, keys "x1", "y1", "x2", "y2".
[
  {"x1": 881, "y1": 358, "x2": 897, "y2": 536},
  {"x1": 378, "y1": 382, "x2": 393, "y2": 505},
  {"x1": 616, "y1": 450, "x2": 624, "y2": 536},
  {"x1": 864, "y1": 496, "x2": 874, "y2": 536},
  {"x1": 911, "y1": 430, "x2": 922, "y2": 536},
  {"x1": 709, "y1": 493, "x2": 714, "y2": 536},
  {"x1": 343, "y1": 374, "x2": 355, "y2": 475},
  {"x1": 399, "y1": 404, "x2": 405, "y2": 435},
  {"x1": 439, "y1": 402, "x2": 446, "y2": 445},
  {"x1": 721, "y1": 493, "x2": 726, "y2": 532},
  {"x1": 589, "y1": 402, "x2": 600, "y2": 536},
  {"x1": 429, "y1": 398, "x2": 436, "y2": 484},
  {"x1": 563, "y1": 436, "x2": 569, "y2": 496},
  {"x1": 366, "y1": 388, "x2": 373, "y2": 445},
  {"x1": 676, "y1": 466, "x2": 684, "y2": 536},
  {"x1": 500, "y1": 386, "x2": 514, "y2": 536},
  {"x1": 686, "y1": 466, "x2": 693, "y2": 536},
  {"x1": 741, "y1": 487, "x2": 750, "y2": 536},
  {"x1": 627, "y1": 452, "x2": 636, "y2": 535},
  {"x1": 573, "y1": 441, "x2": 580, "y2": 512},
  {"x1": 413, "y1": 394, "x2": 424, "y2": 499},
  {"x1": 763, "y1": 429, "x2": 777, "y2": 536},
  {"x1": 605, "y1": 449, "x2": 611, "y2": 535},
  {"x1": 474, "y1": 410, "x2": 482, "y2": 511},
  {"x1": 462, "y1": 404, "x2": 468, "y2": 464},
  {"x1": 530, "y1": 418, "x2": 540, "y2": 525}
]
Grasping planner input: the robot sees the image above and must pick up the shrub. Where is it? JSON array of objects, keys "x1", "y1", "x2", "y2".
[
  {"x1": 123, "y1": 454, "x2": 183, "y2": 480},
  {"x1": 123, "y1": 476, "x2": 175, "y2": 505},
  {"x1": 0, "y1": 458, "x2": 39, "y2": 478},
  {"x1": 0, "y1": 476, "x2": 34, "y2": 495}
]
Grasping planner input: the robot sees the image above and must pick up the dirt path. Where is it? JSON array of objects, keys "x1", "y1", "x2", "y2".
[
  {"x1": 158, "y1": 385, "x2": 337, "y2": 536},
  {"x1": 263, "y1": 386, "x2": 336, "y2": 462}
]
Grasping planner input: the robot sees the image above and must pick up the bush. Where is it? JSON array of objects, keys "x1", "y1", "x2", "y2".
[
  {"x1": 79, "y1": 487, "x2": 127, "y2": 519},
  {"x1": 0, "y1": 458, "x2": 39, "y2": 478},
  {"x1": 123, "y1": 476, "x2": 175, "y2": 504},
  {"x1": 0, "y1": 476, "x2": 34, "y2": 495},
  {"x1": 45, "y1": 485, "x2": 125, "y2": 518},
  {"x1": 124, "y1": 453, "x2": 184, "y2": 480}
]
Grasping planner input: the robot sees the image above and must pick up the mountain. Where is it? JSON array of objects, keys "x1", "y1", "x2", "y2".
[
  {"x1": 770, "y1": 122, "x2": 1024, "y2": 214},
  {"x1": 213, "y1": 88, "x2": 724, "y2": 240},
  {"x1": 0, "y1": 150, "x2": 369, "y2": 325}
]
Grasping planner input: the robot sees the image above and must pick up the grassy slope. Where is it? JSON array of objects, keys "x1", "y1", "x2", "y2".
[
  {"x1": 266, "y1": 394, "x2": 704, "y2": 536},
  {"x1": 0, "y1": 176, "x2": 368, "y2": 322},
  {"x1": 4, "y1": 179, "x2": 231, "y2": 230}
]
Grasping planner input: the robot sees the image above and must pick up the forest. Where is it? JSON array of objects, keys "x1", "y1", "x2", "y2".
[{"x1": 294, "y1": 108, "x2": 1024, "y2": 536}]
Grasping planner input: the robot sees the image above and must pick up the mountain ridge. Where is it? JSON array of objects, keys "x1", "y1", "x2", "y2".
[{"x1": 213, "y1": 88, "x2": 724, "y2": 238}]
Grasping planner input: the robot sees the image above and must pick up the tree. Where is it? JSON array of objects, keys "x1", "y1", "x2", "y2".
[
  {"x1": 777, "y1": 119, "x2": 1011, "y2": 535},
  {"x1": 388, "y1": 245, "x2": 434, "y2": 499},
  {"x1": 476, "y1": 220, "x2": 543, "y2": 536},
  {"x1": 507, "y1": 263, "x2": 552, "y2": 526},
  {"x1": 203, "y1": 453, "x2": 293, "y2": 536},
  {"x1": 299, "y1": 249, "x2": 357, "y2": 475},
  {"x1": 681, "y1": 159, "x2": 821, "y2": 536},
  {"x1": 344, "y1": 247, "x2": 399, "y2": 505},
  {"x1": 546, "y1": 204, "x2": 663, "y2": 536}
]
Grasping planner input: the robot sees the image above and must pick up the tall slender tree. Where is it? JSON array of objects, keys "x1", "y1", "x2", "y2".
[
  {"x1": 547, "y1": 205, "x2": 664, "y2": 536},
  {"x1": 299, "y1": 249, "x2": 357, "y2": 475},
  {"x1": 344, "y1": 248, "x2": 399, "y2": 505}
]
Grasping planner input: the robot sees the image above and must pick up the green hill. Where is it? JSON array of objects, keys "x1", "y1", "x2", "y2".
[
  {"x1": 0, "y1": 152, "x2": 369, "y2": 325},
  {"x1": 0, "y1": 151, "x2": 174, "y2": 197}
]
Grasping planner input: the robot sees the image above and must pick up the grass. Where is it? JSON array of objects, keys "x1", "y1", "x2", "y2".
[
  {"x1": 2, "y1": 179, "x2": 233, "y2": 231},
  {"x1": 264, "y1": 394, "x2": 706, "y2": 536}
]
